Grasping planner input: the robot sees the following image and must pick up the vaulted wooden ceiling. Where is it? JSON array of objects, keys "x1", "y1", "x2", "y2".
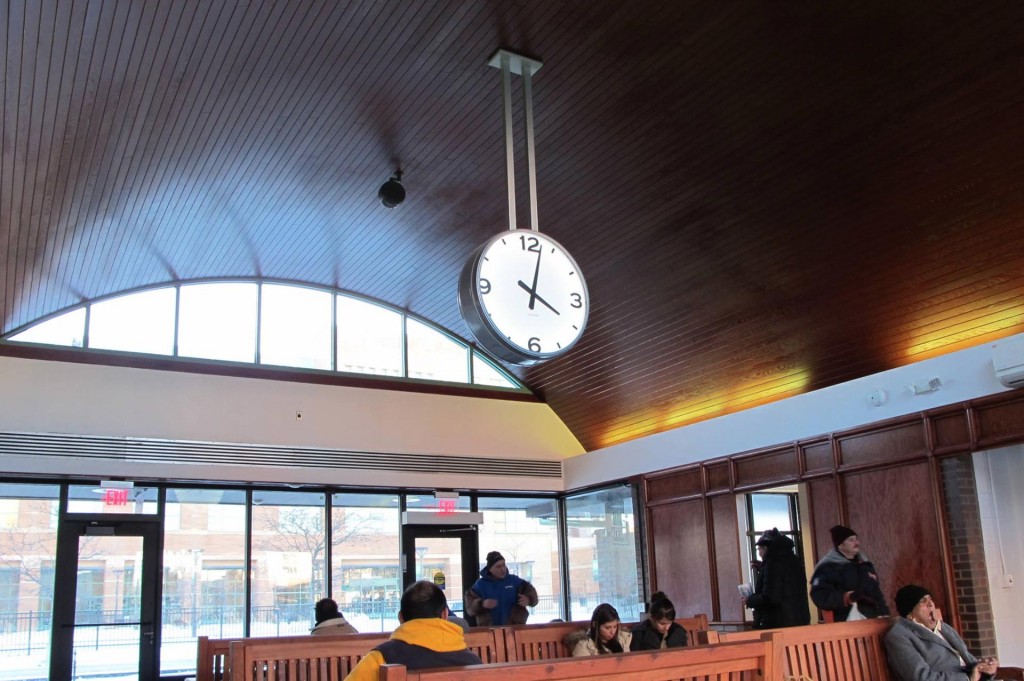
[{"x1": 3, "y1": 1, "x2": 1024, "y2": 452}]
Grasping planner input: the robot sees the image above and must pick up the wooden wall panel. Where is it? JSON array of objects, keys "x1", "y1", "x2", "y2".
[
  {"x1": 807, "y1": 477, "x2": 839, "y2": 564},
  {"x1": 975, "y1": 396, "x2": 1024, "y2": 446},
  {"x1": 839, "y1": 421, "x2": 927, "y2": 469},
  {"x1": 705, "y1": 462, "x2": 731, "y2": 494},
  {"x1": 802, "y1": 441, "x2": 833, "y2": 476},
  {"x1": 647, "y1": 468, "x2": 702, "y2": 503},
  {"x1": 711, "y1": 494, "x2": 743, "y2": 622},
  {"x1": 842, "y1": 463, "x2": 945, "y2": 617},
  {"x1": 650, "y1": 500, "x2": 712, "y2": 620},
  {"x1": 734, "y1": 447, "x2": 798, "y2": 489},
  {"x1": 932, "y1": 410, "x2": 970, "y2": 452}
]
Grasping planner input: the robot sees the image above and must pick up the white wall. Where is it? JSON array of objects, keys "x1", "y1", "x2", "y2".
[
  {"x1": 0, "y1": 355, "x2": 583, "y2": 491},
  {"x1": 974, "y1": 445, "x2": 1024, "y2": 665},
  {"x1": 565, "y1": 336, "x2": 1017, "y2": 489}
]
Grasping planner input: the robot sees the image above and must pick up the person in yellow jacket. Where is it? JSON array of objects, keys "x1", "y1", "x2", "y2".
[{"x1": 344, "y1": 581, "x2": 482, "y2": 681}]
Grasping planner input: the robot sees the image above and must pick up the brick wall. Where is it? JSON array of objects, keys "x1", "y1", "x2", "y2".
[{"x1": 940, "y1": 454, "x2": 997, "y2": 656}]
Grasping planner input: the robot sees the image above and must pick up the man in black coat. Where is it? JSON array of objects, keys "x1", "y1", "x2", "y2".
[
  {"x1": 744, "y1": 528, "x2": 811, "y2": 629},
  {"x1": 810, "y1": 524, "x2": 890, "y2": 621}
]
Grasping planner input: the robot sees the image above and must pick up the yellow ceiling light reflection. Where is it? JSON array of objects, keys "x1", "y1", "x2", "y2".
[
  {"x1": 596, "y1": 366, "x2": 811, "y2": 449},
  {"x1": 904, "y1": 298, "x2": 1024, "y2": 361}
]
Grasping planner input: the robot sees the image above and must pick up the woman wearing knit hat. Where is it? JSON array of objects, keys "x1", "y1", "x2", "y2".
[
  {"x1": 464, "y1": 551, "x2": 538, "y2": 626},
  {"x1": 884, "y1": 584, "x2": 998, "y2": 681},
  {"x1": 809, "y1": 524, "x2": 890, "y2": 621}
]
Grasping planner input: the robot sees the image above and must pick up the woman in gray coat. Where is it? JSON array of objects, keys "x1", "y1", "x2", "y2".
[{"x1": 884, "y1": 585, "x2": 997, "y2": 681}]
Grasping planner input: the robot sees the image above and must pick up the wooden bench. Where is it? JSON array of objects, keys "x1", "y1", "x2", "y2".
[
  {"x1": 203, "y1": 613, "x2": 708, "y2": 680},
  {"x1": 198, "y1": 633, "x2": 388, "y2": 681},
  {"x1": 378, "y1": 633, "x2": 780, "y2": 681},
  {"x1": 227, "y1": 628, "x2": 505, "y2": 681},
  {"x1": 503, "y1": 614, "x2": 710, "y2": 662},
  {"x1": 700, "y1": 618, "x2": 1024, "y2": 681}
]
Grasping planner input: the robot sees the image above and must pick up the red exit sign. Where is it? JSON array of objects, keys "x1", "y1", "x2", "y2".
[
  {"x1": 104, "y1": 488, "x2": 130, "y2": 507},
  {"x1": 438, "y1": 499, "x2": 456, "y2": 514}
]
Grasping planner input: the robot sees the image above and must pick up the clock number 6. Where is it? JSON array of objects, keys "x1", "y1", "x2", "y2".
[
  {"x1": 519, "y1": 235, "x2": 541, "y2": 253},
  {"x1": 528, "y1": 337, "x2": 541, "y2": 352},
  {"x1": 570, "y1": 293, "x2": 582, "y2": 308},
  {"x1": 479, "y1": 278, "x2": 491, "y2": 294}
]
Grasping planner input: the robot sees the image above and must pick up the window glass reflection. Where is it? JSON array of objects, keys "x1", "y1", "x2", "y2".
[
  {"x1": 89, "y1": 288, "x2": 176, "y2": 355},
  {"x1": 564, "y1": 486, "x2": 638, "y2": 621},
  {"x1": 478, "y1": 496, "x2": 562, "y2": 621},
  {"x1": 330, "y1": 493, "x2": 401, "y2": 633},
  {"x1": 259, "y1": 285, "x2": 332, "y2": 370},
  {"x1": 406, "y1": 318, "x2": 468, "y2": 383},
  {"x1": 7, "y1": 308, "x2": 85, "y2": 347},
  {"x1": 178, "y1": 283, "x2": 257, "y2": 362},
  {"x1": 251, "y1": 491, "x2": 327, "y2": 635},
  {"x1": 337, "y1": 296, "x2": 402, "y2": 377},
  {"x1": 472, "y1": 354, "x2": 517, "y2": 388},
  {"x1": 161, "y1": 489, "x2": 247, "y2": 674}
]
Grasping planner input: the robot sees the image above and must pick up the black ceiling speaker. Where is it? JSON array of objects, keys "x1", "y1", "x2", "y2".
[{"x1": 378, "y1": 170, "x2": 405, "y2": 208}]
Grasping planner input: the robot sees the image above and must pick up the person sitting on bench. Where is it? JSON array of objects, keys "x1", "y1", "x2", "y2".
[{"x1": 343, "y1": 581, "x2": 482, "y2": 681}]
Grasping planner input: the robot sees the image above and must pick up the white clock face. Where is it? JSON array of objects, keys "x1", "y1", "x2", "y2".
[{"x1": 471, "y1": 230, "x2": 589, "y2": 360}]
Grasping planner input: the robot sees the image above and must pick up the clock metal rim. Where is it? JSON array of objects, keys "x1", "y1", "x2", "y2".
[{"x1": 458, "y1": 229, "x2": 590, "y2": 366}]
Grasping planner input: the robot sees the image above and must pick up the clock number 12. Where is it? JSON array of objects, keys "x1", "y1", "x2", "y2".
[{"x1": 519, "y1": 235, "x2": 541, "y2": 253}]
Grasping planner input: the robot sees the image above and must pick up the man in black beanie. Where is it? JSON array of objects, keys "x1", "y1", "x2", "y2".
[
  {"x1": 464, "y1": 550, "x2": 538, "y2": 626},
  {"x1": 809, "y1": 524, "x2": 889, "y2": 621},
  {"x1": 884, "y1": 584, "x2": 998, "y2": 681}
]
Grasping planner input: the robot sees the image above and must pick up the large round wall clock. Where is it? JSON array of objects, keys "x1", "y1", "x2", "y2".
[{"x1": 459, "y1": 229, "x2": 590, "y2": 366}]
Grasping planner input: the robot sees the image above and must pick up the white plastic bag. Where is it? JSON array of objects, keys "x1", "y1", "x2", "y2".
[{"x1": 846, "y1": 602, "x2": 867, "y2": 621}]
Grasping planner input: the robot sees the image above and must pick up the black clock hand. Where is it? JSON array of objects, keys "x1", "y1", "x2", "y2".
[
  {"x1": 516, "y1": 281, "x2": 560, "y2": 315},
  {"x1": 532, "y1": 291, "x2": 560, "y2": 316},
  {"x1": 526, "y1": 247, "x2": 542, "y2": 310}
]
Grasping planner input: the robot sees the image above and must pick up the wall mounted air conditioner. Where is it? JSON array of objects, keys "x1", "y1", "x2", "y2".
[{"x1": 992, "y1": 338, "x2": 1024, "y2": 389}]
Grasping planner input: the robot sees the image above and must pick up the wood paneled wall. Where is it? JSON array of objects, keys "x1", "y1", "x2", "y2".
[{"x1": 642, "y1": 390, "x2": 1024, "y2": 636}]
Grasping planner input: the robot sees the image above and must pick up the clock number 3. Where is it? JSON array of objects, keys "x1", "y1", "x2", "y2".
[
  {"x1": 528, "y1": 337, "x2": 541, "y2": 352},
  {"x1": 571, "y1": 293, "x2": 582, "y2": 308},
  {"x1": 479, "y1": 278, "x2": 491, "y2": 294},
  {"x1": 519, "y1": 235, "x2": 541, "y2": 253}
]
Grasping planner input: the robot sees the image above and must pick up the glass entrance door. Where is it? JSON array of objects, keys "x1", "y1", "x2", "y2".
[
  {"x1": 50, "y1": 518, "x2": 161, "y2": 681},
  {"x1": 401, "y1": 525, "x2": 479, "y2": 618}
]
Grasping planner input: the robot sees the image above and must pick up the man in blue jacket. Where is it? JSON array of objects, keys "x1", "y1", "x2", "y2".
[{"x1": 465, "y1": 551, "x2": 538, "y2": 626}]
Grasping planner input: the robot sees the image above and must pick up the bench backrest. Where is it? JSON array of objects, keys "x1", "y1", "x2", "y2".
[
  {"x1": 503, "y1": 614, "x2": 709, "y2": 662},
  {"x1": 378, "y1": 633, "x2": 780, "y2": 681},
  {"x1": 229, "y1": 632, "x2": 389, "y2": 681},
  {"x1": 226, "y1": 628, "x2": 504, "y2": 681},
  {"x1": 198, "y1": 633, "x2": 377, "y2": 681},
  {"x1": 701, "y1": 618, "x2": 894, "y2": 681}
]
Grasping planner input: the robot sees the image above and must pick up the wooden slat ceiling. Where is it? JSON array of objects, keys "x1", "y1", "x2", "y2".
[{"x1": 3, "y1": 1, "x2": 1024, "y2": 452}]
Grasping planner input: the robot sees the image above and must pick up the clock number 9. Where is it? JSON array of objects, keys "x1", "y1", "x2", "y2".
[
  {"x1": 528, "y1": 337, "x2": 541, "y2": 352},
  {"x1": 479, "y1": 278, "x2": 491, "y2": 294},
  {"x1": 570, "y1": 293, "x2": 582, "y2": 308},
  {"x1": 519, "y1": 235, "x2": 541, "y2": 253}
]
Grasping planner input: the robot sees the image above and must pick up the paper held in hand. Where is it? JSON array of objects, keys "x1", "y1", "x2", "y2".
[{"x1": 738, "y1": 583, "x2": 753, "y2": 599}]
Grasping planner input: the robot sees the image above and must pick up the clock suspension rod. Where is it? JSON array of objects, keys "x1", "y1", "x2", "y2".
[
  {"x1": 500, "y1": 52, "x2": 517, "y2": 232},
  {"x1": 489, "y1": 50, "x2": 544, "y2": 232},
  {"x1": 521, "y1": 60, "x2": 539, "y2": 232}
]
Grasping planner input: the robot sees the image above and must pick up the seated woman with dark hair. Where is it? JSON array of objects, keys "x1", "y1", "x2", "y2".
[
  {"x1": 630, "y1": 592, "x2": 688, "y2": 650},
  {"x1": 567, "y1": 603, "x2": 631, "y2": 656},
  {"x1": 310, "y1": 597, "x2": 358, "y2": 635}
]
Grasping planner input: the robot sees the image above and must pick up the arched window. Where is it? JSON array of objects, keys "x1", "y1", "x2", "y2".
[{"x1": 3, "y1": 280, "x2": 524, "y2": 391}]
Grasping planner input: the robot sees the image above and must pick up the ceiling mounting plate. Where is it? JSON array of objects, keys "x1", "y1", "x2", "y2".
[{"x1": 487, "y1": 49, "x2": 543, "y2": 76}]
